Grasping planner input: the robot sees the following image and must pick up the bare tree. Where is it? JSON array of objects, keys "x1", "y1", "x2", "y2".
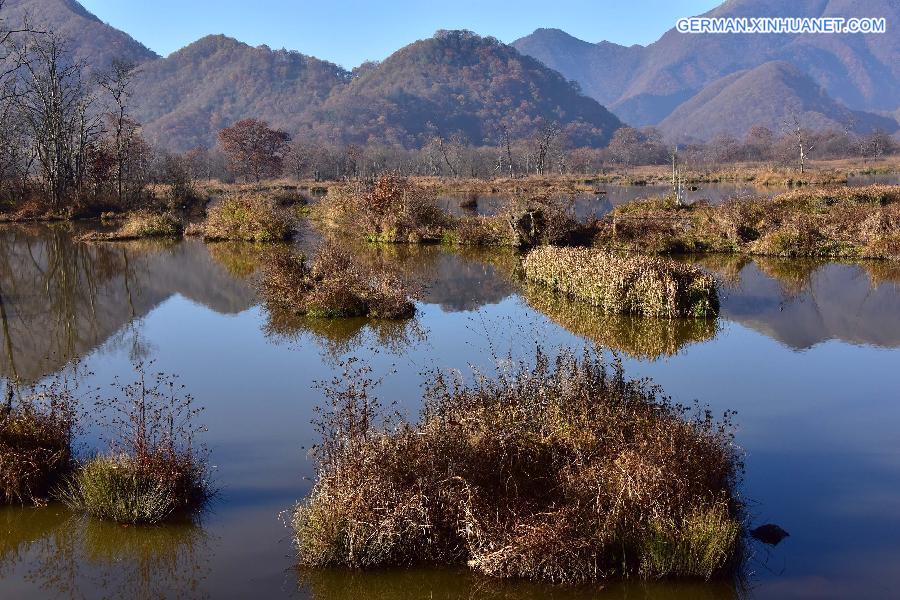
[
  {"x1": 783, "y1": 109, "x2": 816, "y2": 174},
  {"x1": 10, "y1": 31, "x2": 101, "y2": 209},
  {"x1": 98, "y1": 59, "x2": 139, "y2": 205},
  {"x1": 533, "y1": 122, "x2": 560, "y2": 176}
]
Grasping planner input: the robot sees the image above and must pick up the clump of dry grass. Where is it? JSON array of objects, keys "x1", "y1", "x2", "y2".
[
  {"x1": 596, "y1": 185, "x2": 900, "y2": 261},
  {"x1": 80, "y1": 211, "x2": 184, "y2": 241},
  {"x1": 260, "y1": 241, "x2": 416, "y2": 319},
  {"x1": 522, "y1": 247, "x2": 719, "y2": 318},
  {"x1": 1, "y1": 380, "x2": 77, "y2": 505},
  {"x1": 292, "y1": 349, "x2": 744, "y2": 584},
  {"x1": 189, "y1": 194, "x2": 294, "y2": 242},
  {"x1": 317, "y1": 176, "x2": 450, "y2": 243},
  {"x1": 60, "y1": 365, "x2": 210, "y2": 524},
  {"x1": 448, "y1": 194, "x2": 585, "y2": 248}
]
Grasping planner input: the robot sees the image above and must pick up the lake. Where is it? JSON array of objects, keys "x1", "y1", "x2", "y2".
[{"x1": 1, "y1": 224, "x2": 899, "y2": 599}]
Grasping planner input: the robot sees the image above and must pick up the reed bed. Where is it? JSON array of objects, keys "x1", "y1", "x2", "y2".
[
  {"x1": 60, "y1": 366, "x2": 210, "y2": 524},
  {"x1": 81, "y1": 211, "x2": 184, "y2": 241},
  {"x1": 596, "y1": 185, "x2": 900, "y2": 261},
  {"x1": 292, "y1": 349, "x2": 744, "y2": 584},
  {"x1": 522, "y1": 247, "x2": 719, "y2": 318}
]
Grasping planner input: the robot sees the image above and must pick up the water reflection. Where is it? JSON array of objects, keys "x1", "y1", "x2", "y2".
[
  {"x1": 298, "y1": 567, "x2": 739, "y2": 600},
  {"x1": 698, "y1": 256, "x2": 900, "y2": 350},
  {"x1": 0, "y1": 506, "x2": 211, "y2": 599},
  {"x1": 522, "y1": 284, "x2": 720, "y2": 360},
  {"x1": 0, "y1": 226, "x2": 256, "y2": 382}
]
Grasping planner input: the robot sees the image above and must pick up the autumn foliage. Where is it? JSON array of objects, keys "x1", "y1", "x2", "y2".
[{"x1": 218, "y1": 119, "x2": 291, "y2": 182}]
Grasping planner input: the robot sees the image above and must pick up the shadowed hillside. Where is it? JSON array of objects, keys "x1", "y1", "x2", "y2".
[
  {"x1": 659, "y1": 61, "x2": 898, "y2": 140},
  {"x1": 514, "y1": 0, "x2": 900, "y2": 126},
  {"x1": 130, "y1": 35, "x2": 350, "y2": 151}
]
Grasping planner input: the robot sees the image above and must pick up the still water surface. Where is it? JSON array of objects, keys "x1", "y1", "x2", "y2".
[{"x1": 1, "y1": 224, "x2": 899, "y2": 599}]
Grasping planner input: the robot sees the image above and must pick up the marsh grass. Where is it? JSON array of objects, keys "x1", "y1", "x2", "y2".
[
  {"x1": 292, "y1": 349, "x2": 744, "y2": 584},
  {"x1": 317, "y1": 176, "x2": 450, "y2": 243},
  {"x1": 597, "y1": 185, "x2": 900, "y2": 260},
  {"x1": 190, "y1": 194, "x2": 294, "y2": 242},
  {"x1": 79, "y1": 211, "x2": 184, "y2": 241},
  {"x1": 61, "y1": 364, "x2": 210, "y2": 524},
  {"x1": 260, "y1": 241, "x2": 417, "y2": 319},
  {"x1": 0, "y1": 379, "x2": 78, "y2": 505},
  {"x1": 522, "y1": 246, "x2": 719, "y2": 318}
]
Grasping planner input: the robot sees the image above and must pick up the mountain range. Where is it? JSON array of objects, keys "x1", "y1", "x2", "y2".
[
  {"x1": 513, "y1": 0, "x2": 900, "y2": 138},
  {"x1": 4, "y1": 0, "x2": 898, "y2": 148}
]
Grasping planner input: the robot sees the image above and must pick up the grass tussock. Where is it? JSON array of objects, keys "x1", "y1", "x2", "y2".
[
  {"x1": 189, "y1": 194, "x2": 294, "y2": 242},
  {"x1": 316, "y1": 176, "x2": 450, "y2": 243},
  {"x1": 61, "y1": 365, "x2": 210, "y2": 524},
  {"x1": 522, "y1": 246, "x2": 719, "y2": 318},
  {"x1": 292, "y1": 349, "x2": 744, "y2": 584},
  {"x1": 597, "y1": 185, "x2": 900, "y2": 260},
  {"x1": 260, "y1": 241, "x2": 416, "y2": 319},
  {"x1": 81, "y1": 211, "x2": 184, "y2": 241},
  {"x1": 0, "y1": 381, "x2": 77, "y2": 505}
]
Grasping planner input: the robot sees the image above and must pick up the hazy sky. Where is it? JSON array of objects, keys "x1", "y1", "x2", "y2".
[{"x1": 79, "y1": 0, "x2": 720, "y2": 68}]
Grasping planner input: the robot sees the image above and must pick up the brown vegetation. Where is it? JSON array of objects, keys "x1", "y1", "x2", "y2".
[
  {"x1": 1, "y1": 379, "x2": 77, "y2": 505},
  {"x1": 187, "y1": 194, "x2": 294, "y2": 242},
  {"x1": 260, "y1": 241, "x2": 416, "y2": 319},
  {"x1": 293, "y1": 349, "x2": 744, "y2": 583},
  {"x1": 523, "y1": 246, "x2": 719, "y2": 318},
  {"x1": 60, "y1": 365, "x2": 210, "y2": 524},
  {"x1": 595, "y1": 184, "x2": 900, "y2": 260}
]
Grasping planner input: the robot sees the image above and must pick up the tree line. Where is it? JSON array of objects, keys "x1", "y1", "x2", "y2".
[{"x1": 1, "y1": 13, "x2": 897, "y2": 216}]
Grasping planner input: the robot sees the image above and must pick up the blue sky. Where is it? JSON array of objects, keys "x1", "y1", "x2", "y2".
[{"x1": 79, "y1": 0, "x2": 720, "y2": 68}]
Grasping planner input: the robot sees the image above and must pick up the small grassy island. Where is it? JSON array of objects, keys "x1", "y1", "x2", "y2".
[
  {"x1": 60, "y1": 367, "x2": 211, "y2": 525},
  {"x1": 260, "y1": 241, "x2": 417, "y2": 319},
  {"x1": 292, "y1": 349, "x2": 744, "y2": 584},
  {"x1": 523, "y1": 246, "x2": 720, "y2": 318}
]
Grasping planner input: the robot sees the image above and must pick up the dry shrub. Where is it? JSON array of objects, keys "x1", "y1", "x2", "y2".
[
  {"x1": 81, "y1": 211, "x2": 183, "y2": 241},
  {"x1": 522, "y1": 247, "x2": 719, "y2": 318},
  {"x1": 318, "y1": 176, "x2": 450, "y2": 243},
  {"x1": 194, "y1": 194, "x2": 294, "y2": 242},
  {"x1": 450, "y1": 194, "x2": 584, "y2": 248},
  {"x1": 293, "y1": 349, "x2": 744, "y2": 584},
  {"x1": 596, "y1": 185, "x2": 900, "y2": 261},
  {"x1": 0, "y1": 379, "x2": 78, "y2": 505},
  {"x1": 61, "y1": 364, "x2": 210, "y2": 524},
  {"x1": 260, "y1": 241, "x2": 416, "y2": 319}
]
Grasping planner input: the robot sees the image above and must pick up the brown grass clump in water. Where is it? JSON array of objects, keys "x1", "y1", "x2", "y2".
[
  {"x1": 449, "y1": 194, "x2": 585, "y2": 248},
  {"x1": 1, "y1": 381, "x2": 77, "y2": 505},
  {"x1": 292, "y1": 349, "x2": 744, "y2": 583},
  {"x1": 317, "y1": 176, "x2": 450, "y2": 243},
  {"x1": 80, "y1": 211, "x2": 184, "y2": 241},
  {"x1": 60, "y1": 365, "x2": 210, "y2": 524},
  {"x1": 522, "y1": 247, "x2": 719, "y2": 318},
  {"x1": 596, "y1": 185, "x2": 900, "y2": 261},
  {"x1": 189, "y1": 194, "x2": 294, "y2": 242},
  {"x1": 260, "y1": 241, "x2": 416, "y2": 319}
]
